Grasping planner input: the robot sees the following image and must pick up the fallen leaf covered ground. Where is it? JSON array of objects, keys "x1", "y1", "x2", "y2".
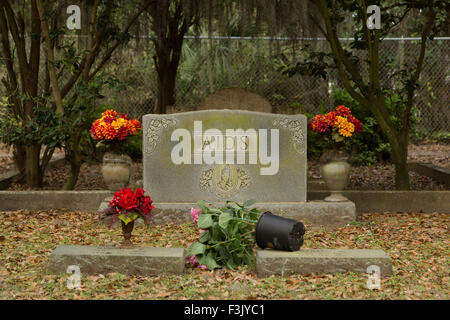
[{"x1": 0, "y1": 210, "x2": 448, "y2": 300}]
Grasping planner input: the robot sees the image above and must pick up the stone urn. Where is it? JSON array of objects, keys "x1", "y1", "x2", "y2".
[
  {"x1": 320, "y1": 150, "x2": 351, "y2": 202},
  {"x1": 102, "y1": 152, "x2": 132, "y2": 191}
]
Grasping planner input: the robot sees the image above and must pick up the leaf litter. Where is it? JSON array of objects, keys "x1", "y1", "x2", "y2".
[{"x1": 0, "y1": 209, "x2": 448, "y2": 299}]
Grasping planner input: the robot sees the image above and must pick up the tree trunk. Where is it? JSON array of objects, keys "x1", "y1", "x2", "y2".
[
  {"x1": 368, "y1": 96, "x2": 411, "y2": 190},
  {"x1": 393, "y1": 154, "x2": 410, "y2": 190},
  {"x1": 152, "y1": 0, "x2": 190, "y2": 114},
  {"x1": 63, "y1": 130, "x2": 82, "y2": 190},
  {"x1": 25, "y1": 145, "x2": 42, "y2": 188},
  {"x1": 13, "y1": 145, "x2": 26, "y2": 178},
  {"x1": 156, "y1": 61, "x2": 177, "y2": 114},
  {"x1": 379, "y1": 129, "x2": 410, "y2": 190}
]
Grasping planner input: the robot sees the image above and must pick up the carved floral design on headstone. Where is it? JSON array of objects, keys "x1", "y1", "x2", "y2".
[
  {"x1": 144, "y1": 118, "x2": 178, "y2": 154},
  {"x1": 272, "y1": 118, "x2": 306, "y2": 155},
  {"x1": 199, "y1": 164, "x2": 251, "y2": 199}
]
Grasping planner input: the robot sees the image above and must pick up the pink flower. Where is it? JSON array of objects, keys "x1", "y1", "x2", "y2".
[
  {"x1": 187, "y1": 255, "x2": 207, "y2": 269},
  {"x1": 190, "y1": 208, "x2": 202, "y2": 224},
  {"x1": 187, "y1": 255, "x2": 199, "y2": 266}
]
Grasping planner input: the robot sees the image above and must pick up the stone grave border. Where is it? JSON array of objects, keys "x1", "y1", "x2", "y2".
[
  {"x1": 408, "y1": 162, "x2": 450, "y2": 187},
  {"x1": 0, "y1": 190, "x2": 448, "y2": 215}
]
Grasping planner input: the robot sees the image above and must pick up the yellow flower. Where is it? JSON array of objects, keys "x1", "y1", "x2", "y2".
[
  {"x1": 102, "y1": 109, "x2": 118, "y2": 118},
  {"x1": 111, "y1": 117, "x2": 128, "y2": 130},
  {"x1": 334, "y1": 116, "x2": 355, "y2": 137}
]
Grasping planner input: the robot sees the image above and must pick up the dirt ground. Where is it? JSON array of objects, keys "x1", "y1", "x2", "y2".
[
  {"x1": 0, "y1": 144, "x2": 65, "y2": 175},
  {"x1": 408, "y1": 143, "x2": 450, "y2": 169}
]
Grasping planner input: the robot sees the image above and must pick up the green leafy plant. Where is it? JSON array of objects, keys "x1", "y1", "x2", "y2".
[
  {"x1": 351, "y1": 150, "x2": 377, "y2": 166},
  {"x1": 186, "y1": 200, "x2": 262, "y2": 270},
  {"x1": 121, "y1": 130, "x2": 143, "y2": 161},
  {"x1": 0, "y1": 101, "x2": 67, "y2": 149},
  {"x1": 411, "y1": 129, "x2": 450, "y2": 143},
  {"x1": 329, "y1": 87, "x2": 404, "y2": 165}
]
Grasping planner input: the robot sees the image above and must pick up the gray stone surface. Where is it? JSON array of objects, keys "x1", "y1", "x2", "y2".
[
  {"x1": 0, "y1": 170, "x2": 19, "y2": 190},
  {"x1": 308, "y1": 190, "x2": 450, "y2": 214},
  {"x1": 49, "y1": 245, "x2": 185, "y2": 276},
  {"x1": 256, "y1": 201, "x2": 356, "y2": 228},
  {"x1": 0, "y1": 190, "x2": 111, "y2": 212},
  {"x1": 2, "y1": 189, "x2": 447, "y2": 216},
  {"x1": 145, "y1": 200, "x2": 355, "y2": 227},
  {"x1": 307, "y1": 179, "x2": 328, "y2": 191},
  {"x1": 143, "y1": 110, "x2": 307, "y2": 203},
  {"x1": 256, "y1": 249, "x2": 392, "y2": 277}
]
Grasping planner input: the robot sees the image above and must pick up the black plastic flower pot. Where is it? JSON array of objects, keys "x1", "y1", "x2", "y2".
[{"x1": 255, "y1": 212, "x2": 305, "y2": 251}]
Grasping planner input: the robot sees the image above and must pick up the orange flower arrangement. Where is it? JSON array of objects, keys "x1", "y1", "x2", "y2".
[
  {"x1": 90, "y1": 109, "x2": 141, "y2": 142},
  {"x1": 308, "y1": 105, "x2": 363, "y2": 143}
]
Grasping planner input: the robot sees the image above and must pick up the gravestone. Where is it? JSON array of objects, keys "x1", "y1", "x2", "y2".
[
  {"x1": 197, "y1": 87, "x2": 272, "y2": 113},
  {"x1": 143, "y1": 109, "x2": 356, "y2": 227},
  {"x1": 144, "y1": 110, "x2": 306, "y2": 203}
]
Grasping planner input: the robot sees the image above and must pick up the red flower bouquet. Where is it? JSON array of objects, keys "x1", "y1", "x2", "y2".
[{"x1": 100, "y1": 188, "x2": 154, "y2": 228}]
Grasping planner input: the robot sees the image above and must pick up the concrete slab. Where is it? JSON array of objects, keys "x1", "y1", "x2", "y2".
[
  {"x1": 48, "y1": 245, "x2": 185, "y2": 276},
  {"x1": 0, "y1": 190, "x2": 111, "y2": 212},
  {"x1": 2, "y1": 190, "x2": 448, "y2": 216},
  {"x1": 256, "y1": 248, "x2": 392, "y2": 277},
  {"x1": 143, "y1": 201, "x2": 356, "y2": 227},
  {"x1": 308, "y1": 190, "x2": 450, "y2": 214}
]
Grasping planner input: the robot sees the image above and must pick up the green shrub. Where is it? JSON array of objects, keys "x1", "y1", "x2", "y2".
[
  {"x1": 327, "y1": 87, "x2": 407, "y2": 165},
  {"x1": 411, "y1": 129, "x2": 450, "y2": 143},
  {"x1": 0, "y1": 102, "x2": 67, "y2": 149},
  {"x1": 351, "y1": 150, "x2": 377, "y2": 166},
  {"x1": 123, "y1": 130, "x2": 143, "y2": 161},
  {"x1": 306, "y1": 128, "x2": 327, "y2": 160}
]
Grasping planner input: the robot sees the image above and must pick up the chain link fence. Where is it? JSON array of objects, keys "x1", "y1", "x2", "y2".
[
  {"x1": 1, "y1": 37, "x2": 448, "y2": 135},
  {"x1": 103, "y1": 36, "x2": 449, "y2": 135}
]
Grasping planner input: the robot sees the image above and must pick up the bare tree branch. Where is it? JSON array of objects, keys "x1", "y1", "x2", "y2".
[{"x1": 88, "y1": 0, "x2": 154, "y2": 81}]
